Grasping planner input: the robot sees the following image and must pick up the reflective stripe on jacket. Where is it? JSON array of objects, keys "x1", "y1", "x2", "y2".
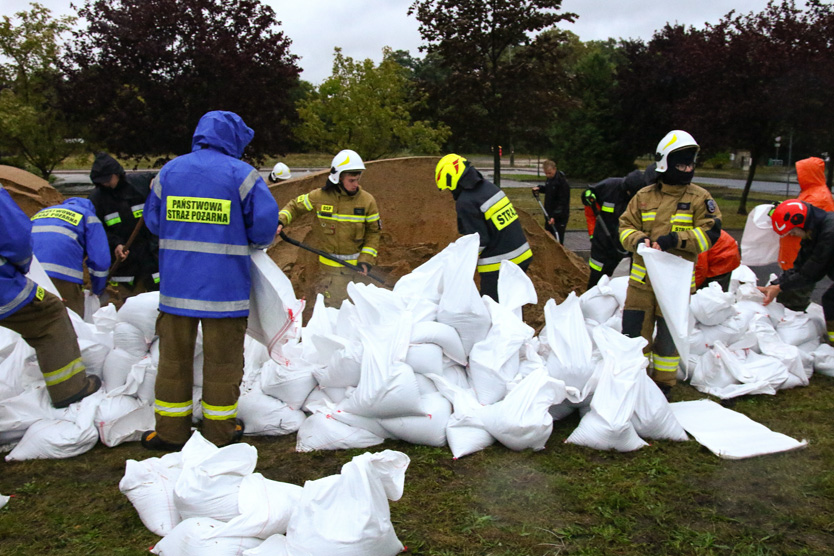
[
  {"x1": 279, "y1": 185, "x2": 381, "y2": 266},
  {"x1": 31, "y1": 198, "x2": 112, "y2": 295},
  {"x1": 0, "y1": 186, "x2": 37, "y2": 318},
  {"x1": 619, "y1": 180, "x2": 721, "y2": 291},
  {"x1": 145, "y1": 112, "x2": 280, "y2": 318}
]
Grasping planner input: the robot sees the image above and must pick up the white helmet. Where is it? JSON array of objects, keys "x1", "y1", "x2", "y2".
[
  {"x1": 654, "y1": 130, "x2": 699, "y2": 172},
  {"x1": 269, "y1": 162, "x2": 291, "y2": 181},
  {"x1": 328, "y1": 149, "x2": 365, "y2": 184}
]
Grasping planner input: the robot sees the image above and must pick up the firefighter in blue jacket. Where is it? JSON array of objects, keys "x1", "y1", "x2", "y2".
[
  {"x1": 31, "y1": 198, "x2": 111, "y2": 317},
  {"x1": 142, "y1": 111, "x2": 280, "y2": 450},
  {"x1": 0, "y1": 186, "x2": 101, "y2": 407},
  {"x1": 435, "y1": 153, "x2": 533, "y2": 301}
]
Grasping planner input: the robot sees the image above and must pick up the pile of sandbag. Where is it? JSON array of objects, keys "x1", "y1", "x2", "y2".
[
  {"x1": 120, "y1": 432, "x2": 409, "y2": 556},
  {"x1": 0, "y1": 251, "x2": 303, "y2": 461}
]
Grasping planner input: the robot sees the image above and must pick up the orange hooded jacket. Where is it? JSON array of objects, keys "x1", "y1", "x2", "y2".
[
  {"x1": 695, "y1": 229, "x2": 741, "y2": 287},
  {"x1": 779, "y1": 157, "x2": 834, "y2": 270}
]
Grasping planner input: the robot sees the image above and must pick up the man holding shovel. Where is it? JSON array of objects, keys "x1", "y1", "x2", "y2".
[
  {"x1": 531, "y1": 159, "x2": 569, "y2": 244},
  {"x1": 276, "y1": 149, "x2": 381, "y2": 307}
]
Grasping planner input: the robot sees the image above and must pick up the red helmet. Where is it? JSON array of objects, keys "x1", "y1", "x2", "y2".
[{"x1": 770, "y1": 199, "x2": 808, "y2": 235}]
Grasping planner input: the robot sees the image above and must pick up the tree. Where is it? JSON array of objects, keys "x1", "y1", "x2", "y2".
[
  {"x1": 409, "y1": 0, "x2": 575, "y2": 185},
  {"x1": 294, "y1": 47, "x2": 450, "y2": 160},
  {"x1": 0, "y1": 3, "x2": 78, "y2": 179},
  {"x1": 61, "y1": 0, "x2": 300, "y2": 161},
  {"x1": 616, "y1": 1, "x2": 834, "y2": 213}
]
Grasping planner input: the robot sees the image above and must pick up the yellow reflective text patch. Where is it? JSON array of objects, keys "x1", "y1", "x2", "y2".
[
  {"x1": 32, "y1": 208, "x2": 83, "y2": 226},
  {"x1": 490, "y1": 203, "x2": 518, "y2": 230},
  {"x1": 166, "y1": 196, "x2": 231, "y2": 225}
]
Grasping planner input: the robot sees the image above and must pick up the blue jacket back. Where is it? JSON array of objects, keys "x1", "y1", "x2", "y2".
[
  {"x1": 145, "y1": 111, "x2": 280, "y2": 318},
  {"x1": 0, "y1": 186, "x2": 37, "y2": 318},
  {"x1": 31, "y1": 197, "x2": 112, "y2": 295}
]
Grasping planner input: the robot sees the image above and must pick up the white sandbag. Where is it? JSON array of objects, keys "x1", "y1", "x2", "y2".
[
  {"x1": 114, "y1": 321, "x2": 151, "y2": 358},
  {"x1": 285, "y1": 450, "x2": 409, "y2": 556},
  {"x1": 436, "y1": 234, "x2": 491, "y2": 354},
  {"x1": 468, "y1": 297, "x2": 534, "y2": 405},
  {"x1": 740, "y1": 204, "x2": 780, "y2": 267},
  {"x1": 670, "y1": 399, "x2": 807, "y2": 459},
  {"x1": 117, "y1": 292, "x2": 160, "y2": 343},
  {"x1": 259, "y1": 359, "x2": 318, "y2": 410},
  {"x1": 777, "y1": 309, "x2": 824, "y2": 346},
  {"x1": 242, "y1": 534, "x2": 289, "y2": 556},
  {"x1": 208, "y1": 473, "x2": 302, "y2": 540},
  {"x1": 0, "y1": 339, "x2": 36, "y2": 397},
  {"x1": 0, "y1": 494, "x2": 9, "y2": 510},
  {"x1": 6, "y1": 391, "x2": 103, "y2": 461},
  {"x1": 697, "y1": 315, "x2": 747, "y2": 349},
  {"x1": 135, "y1": 358, "x2": 159, "y2": 405},
  {"x1": 25, "y1": 254, "x2": 60, "y2": 296},
  {"x1": 607, "y1": 276, "x2": 629, "y2": 307},
  {"x1": 173, "y1": 432, "x2": 258, "y2": 522},
  {"x1": 751, "y1": 315, "x2": 808, "y2": 386},
  {"x1": 393, "y1": 247, "x2": 448, "y2": 303},
  {"x1": 247, "y1": 249, "x2": 304, "y2": 359},
  {"x1": 729, "y1": 264, "x2": 758, "y2": 293},
  {"x1": 151, "y1": 517, "x2": 261, "y2": 556},
  {"x1": 542, "y1": 294, "x2": 595, "y2": 391},
  {"x1": 348, "y1": 281, "x2": 407, "y2": 327},
  {"x1": 690, "y1": 282, "x2": 736, "y2": 326},
  {"x1": 120, "y1": 452, "x2": 184, "y2": 536},
  {"x1": 295, "y1": 411, "x2": 385, "y2": 452},
  {"x1": 481, "y1": 368, "x2": 567, "y2": 451},
  {"x1": 0, "y1": 386, "x2": 55, "y2": 444},
  {"x1": 415, "y1": 373, "x2": 439, "y2": 395},
  {"x1": 377, "y1": 392, "x2": 451, "y2": 446},
  {"x1": 497, "y1": 259, "x2": 538, "y2": 318},
  {"x1": 405, "y1": 343, "x2": 444, "y2": 375},
  {"x1": 103, "y1": 348, "x2": 145, "y2": 392},
  {"x1": 426, "y1": 373, "x2": 494, "y2": 459},
  {"x1": 715, "y1": 342, "x2": 789, "y2": 389},
  {"x1": 96, "y1": 394, "x2": 154, "y2": 447},
  {"x1": 631, "y1": 373, "x2": 688, "y2": 441},
  {"x1": 638, "y1": 243, "x2": 692, "y2": 365},
  {"x1": 565, "y1": 327, "x2": 648, "y2": 452},
  {"x1": 93, "y1": 303, "x2": 119, "y2": 335},
  {"x1": 410, "y1": 321, "x2": 467, "y2": 365},
  {"x1": 237, "y1": 389, "x2": 306, "y2": 436},
  {"x1": 813, "y1": 344, "x2": 834, "y2": 376},
  {"x1": 307, "y1": 335, "x2": 361, "y2": 387},
  {"x1": 337, "y1": 319, "x2": 423, "y2": 419},
  {"x1": 83, "y1": 289, "x2": 101, "y2": 323},
  {"x1": 580, "y1": 275, "x2": 620, "y2": 324}
]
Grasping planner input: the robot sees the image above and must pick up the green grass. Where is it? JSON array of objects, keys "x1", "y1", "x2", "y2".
[{"x1": 2, "y1": 379, "x2": 834, "y2": 555}]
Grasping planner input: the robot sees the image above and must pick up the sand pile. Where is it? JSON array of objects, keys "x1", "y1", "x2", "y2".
[
  {"x1": 0, "y1": 165, "x2": 64, "y2": 216},
  {"x1": 267, "y1": 156, "x2": 587, "y2": 328}
]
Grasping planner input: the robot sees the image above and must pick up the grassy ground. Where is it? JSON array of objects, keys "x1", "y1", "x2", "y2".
[{"x1": 1, "y1": 378, "x2": 833, "y2": 555}]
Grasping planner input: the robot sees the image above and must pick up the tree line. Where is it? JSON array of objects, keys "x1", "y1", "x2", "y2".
[{"x1": 1, "y1": 0, "x2": 832, "y2": 213}]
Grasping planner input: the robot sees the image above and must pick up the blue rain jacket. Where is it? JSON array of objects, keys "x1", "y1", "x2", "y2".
[
  {"x1": 0, "y1": 186, "x2": 37, "y2": 318},
  {"x1": 31, "y1": 198, "x2": 112, "y2": 295},
  {"x1": 145, "y1": 111, "x2": 280, "y2": 318}
]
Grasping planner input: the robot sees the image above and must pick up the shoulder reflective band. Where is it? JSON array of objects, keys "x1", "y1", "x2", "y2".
[
  {"x1": 104, "y1": 212, "x2": 121, "y2": 226},
  {"x1": 166, "y1": 196, "x2": 231, "y2": 225},
  {"x1": 32, "y1": 225, "x2": 79, "y2": 241},
  {"x1": 482, "y1": 193, "x2": 518, "y2": 231},
  {"x1": 32, "y1": 208, "x2": 83, "y2": 226},
  {"x1": 131, "y1": 203, "x2": 144, "y2": 218}
]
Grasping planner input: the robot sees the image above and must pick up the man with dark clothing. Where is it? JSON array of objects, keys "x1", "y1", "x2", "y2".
[
  {"x1": 581, "y1": 169, "x2": 646, "y2": 288},
  {"x1": 531, "y1": 159, "x2": 569, "y2": 243},
  {"x1": 760, "y1": 199, "x2": 834, "y2": 344},
  {"x1": 88, "y1": 153, "x2": 159, "y2": 303},
  {"x1": 436, "y1": 153, "x2": 533, "y2": 302}
]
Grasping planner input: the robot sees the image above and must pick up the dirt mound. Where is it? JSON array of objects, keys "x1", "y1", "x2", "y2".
[
  {"x1": 267, "y1": 156, "x2": 587, "y2": 328},
  {"x1": 0, "y1": 165, "x2": 64, "y2": 216}
]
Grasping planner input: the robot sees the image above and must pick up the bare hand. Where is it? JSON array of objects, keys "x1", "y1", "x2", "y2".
[
  {"x1": 643, "y1": 238, "x2": 652, "y2": 249},
  {"x1": 758, "y1": 285, "x2": 781, "y2": 306},
  {"x1": 651, "y1": 241, "x2": 662, "y2": 250},
  {"x1": 276, "y1": 224, "x2": 283, "y2": 237},
  {"x1": 548, "y1": 217, "x2": 555, "y2": 225},
  {"x1": 115, "y1": 244, "x2": 129, "y2": 261}
]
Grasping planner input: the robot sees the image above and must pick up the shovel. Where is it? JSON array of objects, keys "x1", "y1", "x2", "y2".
[
  {"x1": 278, "y1": 231, "x2": 388, "y2": 285},
  {"x1": 532, "y1": 190, "x2": 561, "y2": 243}
]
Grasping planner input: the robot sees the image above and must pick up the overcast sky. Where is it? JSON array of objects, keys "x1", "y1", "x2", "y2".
[{"x1": 5, "y1": 0, "x2": 777, "y2": 84}]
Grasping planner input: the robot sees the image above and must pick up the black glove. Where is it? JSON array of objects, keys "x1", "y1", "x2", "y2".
[
  {"x1": 654, "y1": 232, "x2": 678, "y2": 251},
  {"x1": 581, "y1": 189, "x2": 596, "y2": 207}
]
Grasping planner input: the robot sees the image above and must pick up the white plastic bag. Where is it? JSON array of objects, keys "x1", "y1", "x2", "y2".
[
  {"x1": 151, "y1": 517, "x2": 261, "y2": 556},
  {"x1": 740, "y1": 204, "x2": 780, "y2": 266},
  {"x1": 579, "y1": 275, "x2": 620, "y2": 324},
  {"x1": 96, "y1": 394, "x2": 155, "y2": 447},
  {"x1": 120, "y1": 452, "x2": 184, "y2": 536},
  {"x1": 117, "y1": 292, "x2": 160, "y2": 343},
  {"x1": 285, "y1": 450, "x2": 409, "y2": 556},
  {"x1": 208, "y1": 473, "x2": 302, "y2": 540},
  {"x1": 690, "y1": 282, "x2": 736, "y2": 326},
  {"x1": 247, "y1": 249, "x2": 304, "y2": 359},
  {"x1": 377, "y1": 392, "x2": 451, "y2": 447},
  {"x1": 237, "y1": 389, "x2": 306, "y2": 436}
]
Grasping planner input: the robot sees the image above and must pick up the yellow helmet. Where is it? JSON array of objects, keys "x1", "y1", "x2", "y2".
[{"x1": 435, "y1": 153, "x2": 468, "y2": 191}]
